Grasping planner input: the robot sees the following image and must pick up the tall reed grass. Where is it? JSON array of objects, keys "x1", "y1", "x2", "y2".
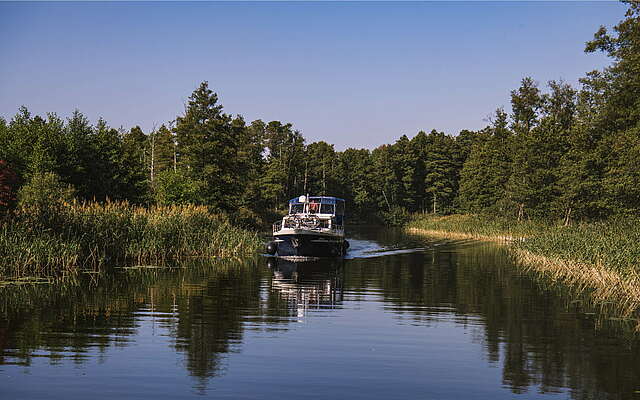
[
  {"x1": 407, "y1": 214, "x2": 640, "y2": 277},
  {"x1": 0, "y1": 202, "x2": 261, "y2": 279},
  {"x1": 518, "y1": 218, "x2": 640, "y2": 277},
  {"x1": 407, "y1": 213, "x2": 640, "y2": 322},
  {"x1": 406, "y1": 214, "x2": 547, "y2": 242}
]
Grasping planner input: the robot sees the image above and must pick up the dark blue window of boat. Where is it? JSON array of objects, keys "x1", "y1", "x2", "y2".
[
  {"x1": 290, "y1": 204, "x2": 304, "y2": 214},
  {"x1": 320, "y1": 204, "x2": 335, "y2": 214}
]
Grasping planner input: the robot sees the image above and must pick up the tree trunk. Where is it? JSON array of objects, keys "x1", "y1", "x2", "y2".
[
  {"x1": 150, "y1": 133, "x2": 155, "y2": 183},
  {"x1": 173, "y1": 141, "x2": 177, "y2": 173},
  {"x1": 563, "y1": 207, "x2": 572, "y2": 226},
  {"x1": 433, "y1": 193, "x2": 437, "y2": 214},
  {"x1": 322, "y1": 165, "x2": 326, "y2": 196},
  {"x1": 303, "y1": 160, "x2": 308, "y2": 193},
  {"x1": 517, "y1": 203, "x2": 524, "y2": 221},
  {"x1": 382, "y1": 190, "x2": 391, "y2": 211}
]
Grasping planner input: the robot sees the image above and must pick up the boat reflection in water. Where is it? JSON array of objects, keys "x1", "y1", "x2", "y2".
[{"x1": 266, "y1": 257, "x2": 344, "y2": 317}]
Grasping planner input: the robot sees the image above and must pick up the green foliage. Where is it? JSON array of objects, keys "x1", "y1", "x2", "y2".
[
  {"x1": 261, "y1": 120, "x2": 306, "y2": 210},
  {"x1": 0, "y1": 160, "x2": 17, "y2": 215},
  {"x1": 304, "y1": 141, "x2": 338, "y2": 196},
  {"x1": 2, "y1": 108, "x2": 149, "y2": 205},
  {"x1": 174, "y1": 82, "x2": 239, "y2": 210},
  {"x1": 380, "y1": 205, "x2": 410, "y2": 226},
  {"x1": 577, "y1": 2, "x2": 640, "y2": 218},
  {"x1": 458, "y1": 111, "x2": 512, "y2": 214},
  {"x1": 370, "y1": 144, "x2": 401, "y2": 213},
  {"x1": 602, "y1": 127, "x2": 640, "y2": 215},
  {"x1": 153, "y1": 169, "x2": 204, "y2": 205},
  {"x1": 0, "y1": 202, "x2": 261, "y2": 279},
  {"x1": 422, "y1": 130, "x2": 460, "y2": 214},
  {"x1": 510, "y1": 77, "x2": 543, "y2": 134},
  {"x1": 17, "y1": 172, "x2": 76, "y2": 212},
  {"x1": 335, "y1": 148, "x2": 374, "y2": 220},
  {"x1": 150, "y1": 124, "x2": 176, "y2": 177}
]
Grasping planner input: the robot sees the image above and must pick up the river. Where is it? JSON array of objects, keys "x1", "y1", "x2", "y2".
[{"x1": 1, "y1": 227, "x2": 639, "y2": 399}]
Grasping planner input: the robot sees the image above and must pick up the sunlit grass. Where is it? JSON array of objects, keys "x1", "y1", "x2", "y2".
[
  {"x1": 407, "y1": 214, "x2": 640, "y2": 275},
  {"x1": 518, "y1": 218, "x2": 640, "y2": 277},
  {"x1": 406, "y1": 213, "x2": 547, "y2": 241},
  {"x1": 0, "y1": 202, "x2": 261, "y2": 279},
  {"x1": 407, "y1": 213, "x2": 640, "y2": 321}
]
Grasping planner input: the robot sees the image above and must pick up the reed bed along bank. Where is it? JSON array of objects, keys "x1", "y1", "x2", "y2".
[
  {"x1": 0, "y1": 202, "x2": 261, "y2": 279},
  {"x1": 407, "y1": 214, "x2": 640, "y2": 321},
  {"x1": 406, "y1": 214, "x2": 545, "y2": 242}
]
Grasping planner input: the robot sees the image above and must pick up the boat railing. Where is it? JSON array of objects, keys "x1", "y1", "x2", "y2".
[
  {"x1": 273, "y1": 215, "x2": 344, "y2": 234},
  {"x1": 273, "y1": 220, "x2": 283, "y2": 233}
]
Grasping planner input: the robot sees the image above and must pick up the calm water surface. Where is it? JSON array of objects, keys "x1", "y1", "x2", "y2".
[{"x1": 1, "y1": 227, "x2": 639, "y2": 399}]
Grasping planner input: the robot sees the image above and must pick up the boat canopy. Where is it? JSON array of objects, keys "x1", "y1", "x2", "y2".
[
  {"x1": 288, "y1": 196, "x2": 345, "y2": 204},
  {"x1": 288, "y1": 196, "x2": 345, "y2": 216}
]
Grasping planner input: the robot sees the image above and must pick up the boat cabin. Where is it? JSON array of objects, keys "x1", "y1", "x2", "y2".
[
  {"x1": 289, "y1": 196, "x2": 345, "y2": 219},
  {"x1": 273, "y1": 195, "x2": 346, "y2": 235}
]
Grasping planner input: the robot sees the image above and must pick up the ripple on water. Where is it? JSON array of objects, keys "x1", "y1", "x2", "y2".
[{"x1": 344, "y1": 238, "x2": 427, "y2": 259}]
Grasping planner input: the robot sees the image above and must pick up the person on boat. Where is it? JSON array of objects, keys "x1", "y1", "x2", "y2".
[{"x1": 309, "y1": 201, "x2": 320, "y2": 213}]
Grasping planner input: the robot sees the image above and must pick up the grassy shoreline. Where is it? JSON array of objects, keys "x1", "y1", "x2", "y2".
[
  {"x1": 0, "y1": 202, "x2": 261, "y2": 280},
  {"x1": 407, "y1": 214, "x2": 640, "y2": 322}
]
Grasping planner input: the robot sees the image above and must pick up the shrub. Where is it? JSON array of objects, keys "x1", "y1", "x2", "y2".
[
  {"x1": 17, "y1": 172, "x2": 76, "y2": 211},
  {"x1": 153, "y1": 169, "x2": 204, "y2": 205},
  {"x1": 0, "y1": 160, "x2": 17, "y2": 215},
  {"x1": 380, "y1": 205, "x2": 410, "y2": 226}
]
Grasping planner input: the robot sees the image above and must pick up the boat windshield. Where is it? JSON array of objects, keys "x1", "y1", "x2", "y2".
[
  {"x1": 290, "y1": 203, "x2": 304, "y2": 214},
  {"x1": 320, "y1": 204, "x2": 334, "y2": 214},
  {"x1": 287, "y1": 196, "x2": 345, "y2": 216}
]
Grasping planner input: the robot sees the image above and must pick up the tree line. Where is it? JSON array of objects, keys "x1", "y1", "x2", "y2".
[{"x1": 1, "y1": 2, "x2": 639, "y2": 225}]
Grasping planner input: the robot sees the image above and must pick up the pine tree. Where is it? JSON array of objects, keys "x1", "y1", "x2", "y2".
[
  {"x1": 62, "y1": 110, "x2": 95, "y2": 199},
  {"x1": 458, "y1": 109, "x2": 513, "y2": 213},
  {"x1": 395, "y1": 135, "x2": 418, "y2": 211},
  {"x1": 410, "y1": 131, "x2": 429, "y2": 212},
  {"x1": 336, "y1": 148, "x2": 373, "y2": 218},
  {"x1": 423, "y1": 130, "x2": 458, "y2": 214},
  {"x1": 174, "y1": 81, "x2": 237, "y2": 209},
  {"x1": 121, "y1": 126, "x2": 151, "y2": 204},
  {"x1": 370, "y1": 144, "x2": 400, "y2": 212},
  {"x1": 151, "y1": 124, "x2": 176, "y2": 177}
]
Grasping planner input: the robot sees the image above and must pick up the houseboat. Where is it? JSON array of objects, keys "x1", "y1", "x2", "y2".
[{"x1": 266, "y1": 195, "x2": 349, "y2": 257}]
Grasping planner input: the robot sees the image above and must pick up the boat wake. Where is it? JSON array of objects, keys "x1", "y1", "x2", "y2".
[
  {"x1": 344, "y1": 238, "x2": 425, "y2": 260},
  {"x1": 275, "y1": 255, "x2": 322, "y2": 262}
]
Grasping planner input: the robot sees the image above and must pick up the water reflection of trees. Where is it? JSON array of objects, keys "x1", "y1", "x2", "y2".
[
  {"x1": 344, "y1": 243, "x2": 640, "y2": 399},
  {"x1": 0, "y1": 257, "x2": 345, "y2": 390},
  {"x1": 0, "y1": 260, "x2": 271, "y2": 387}
]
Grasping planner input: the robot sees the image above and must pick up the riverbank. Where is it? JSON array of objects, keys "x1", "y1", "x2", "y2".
[
  {"x1": 0, "y1": 202, "x2": 261, "y2": 280},
  {"x1": 407, "y1": 214, "x2": 640, "y2": 320}
]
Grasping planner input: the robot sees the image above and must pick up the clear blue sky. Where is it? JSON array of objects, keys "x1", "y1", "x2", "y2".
[{"x1": 0, "y1": 1, "x2": 628, "y2": 150}]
